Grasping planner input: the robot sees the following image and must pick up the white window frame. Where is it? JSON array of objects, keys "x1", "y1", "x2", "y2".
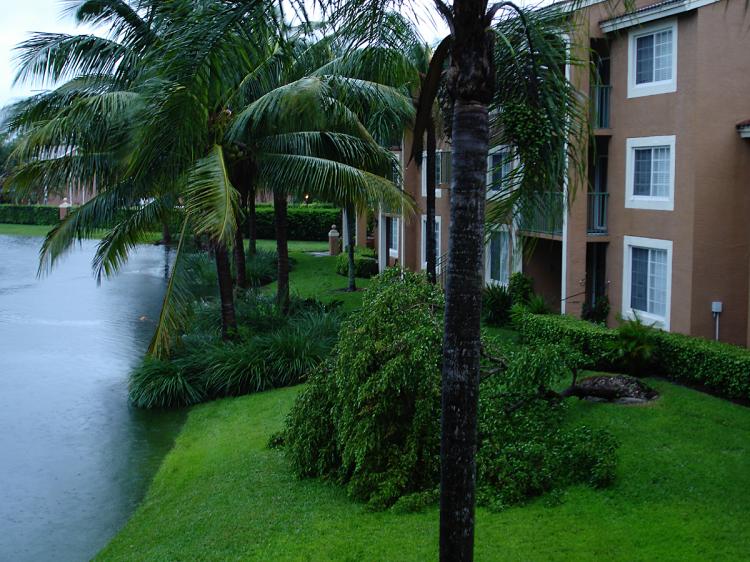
[
  {"x1": 627, "y1": 19, "x2": 677, "y2": 99},
  {"x1": 484, "y1": 225, "x2": 513, "y2": 286},
  {"x1": 486, "y1": 145, "x2": 516, "y2": 199},
  {"x1": 625, "y1": 135, "x2": 676, "y2": 211},
  {"x1": 387, "y1": 216, "x2": 400, "y2": 258},
  {"x1": 622, "y1": 235, "x2": 672, "y2": 330},
  {"x1": 420, "y1": 215, "x2": 442, "y2": 271},
  {"x1": 421, "y1": 150, "x2": 447, "y2": 198}
]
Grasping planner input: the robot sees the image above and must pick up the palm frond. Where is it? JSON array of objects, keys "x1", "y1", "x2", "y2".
[
  {"x1": 184, "y1": 144, "x2": 238, "y2": 244},
  {"x1": 148, "y1": 217, "x2": 193, "y2": 359}
]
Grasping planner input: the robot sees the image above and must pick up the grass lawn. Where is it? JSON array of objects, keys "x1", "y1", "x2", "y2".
[
  {"x1": 98, "y1": 377, "x2": 750, "y2": 561},
  {"x1": 258, "y1": 239, "x2": 370, "y2": 312},
  {"x1": 0, "y1": 222, "x2": 163, "y2": 242}
]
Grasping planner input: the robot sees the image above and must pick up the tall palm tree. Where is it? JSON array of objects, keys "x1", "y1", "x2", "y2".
[{"x1": 296, "y1": 1, "x2": 588, "y2": 559}]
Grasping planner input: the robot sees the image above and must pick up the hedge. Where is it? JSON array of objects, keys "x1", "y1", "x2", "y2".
[
  {"x1": 335, "y1": 248, "x2": 378, "y2": 278},
  {"x1": 512, "y1": 308, "x2": 750, "y2": 401},
  {"x1": 0, "y1": 204, "x2": 59, "y2": 225},
  {"x1": 0, "y1": 203, "x2": 341, "y2": 242},
  {"x1": 254, "y1": 205, "x2": 341, "y2": 241}
]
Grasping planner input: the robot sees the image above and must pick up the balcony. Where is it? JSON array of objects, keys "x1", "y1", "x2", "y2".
[
  {"x1": 587, "y1": 192, "x2": 608, "y2": 235},
  {"x1": 519, "y1": 191, "x2": 565, "y2": 237},
  {"x1": 591, "y1": 85, "x2": 611, "y2": 130}
]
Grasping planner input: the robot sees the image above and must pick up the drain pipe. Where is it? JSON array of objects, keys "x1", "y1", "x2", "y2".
[{"x1": 711, "y1": 301, "x2": 723, "y2": 341}]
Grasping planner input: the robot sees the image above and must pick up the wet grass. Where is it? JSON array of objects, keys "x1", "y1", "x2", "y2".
[
  {"x1": 0, "y1": 223, "x2": 163, "y2": 242},
  {"x1": 98, "y1": 377, "x2": 750, "y2": 561}
]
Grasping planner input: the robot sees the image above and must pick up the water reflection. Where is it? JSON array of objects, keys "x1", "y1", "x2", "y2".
[{"x1": 0, "y1": 235, "x2": 184, "y2": 562}]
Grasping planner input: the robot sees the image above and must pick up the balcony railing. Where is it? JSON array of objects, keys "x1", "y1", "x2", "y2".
[
  {"x1": 518, "y1": 191, "x2": 565, "y2": 236},
  {"x1": 591, "y1": 85, "x2": 611, "y2": 129},
  {"x1": 587, "y1": 192, "x2": 609, "y2": 235}
]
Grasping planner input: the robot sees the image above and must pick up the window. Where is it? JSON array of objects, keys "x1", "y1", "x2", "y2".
[
  {"x1": 625, "y1": 136, "x2": 675, "y2": 210},
  {"x1": 485, "y1": 228, "x2": 511, "y2": 285},
  {"x1": 487, "y1": 147, "x2": 514, "y2": 193},
  {"x1": 387, "y1": 217, "x2": 399, "y2": 258},
  {"x1": 421, "y1": 215, "x2": 442, "y2": 270},
  {"x1": 622, "y1": 236, "x2": 672, "y2": 329},
  {"x1": 628, "y1": 20, "x2": 677, "y2": 98},
  {"x1": 421, "y1": 150, "x2": 450, "y2": 198}
]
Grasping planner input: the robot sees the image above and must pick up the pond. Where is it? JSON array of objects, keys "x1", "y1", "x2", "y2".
[{"x1": 0, "y1": 235, "x2": 184, "y2": 561}]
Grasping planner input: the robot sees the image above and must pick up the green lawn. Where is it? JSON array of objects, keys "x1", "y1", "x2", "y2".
[
  {"x1": 0, "y1": 222, "x2": 163, "y2": 242},
  {"x1": 98, "y1": 378, "x2": 750, "y2": 561},
  {"x1": 259, "y1": 239, "x2": 370, "y2": 312}
]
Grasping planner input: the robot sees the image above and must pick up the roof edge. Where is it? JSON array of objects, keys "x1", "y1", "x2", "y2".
[{"x1": 600, "y1": 0, "x2": 720, "y2": 33}]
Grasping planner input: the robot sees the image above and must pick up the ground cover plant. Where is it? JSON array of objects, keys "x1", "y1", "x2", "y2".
[{"x1": 281, "y1": 270, "x2": 617, "y2": 511}]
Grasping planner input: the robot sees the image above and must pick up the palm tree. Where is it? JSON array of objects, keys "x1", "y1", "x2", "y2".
[
  {"x1": 6, "y1": 0, "x2": 413, "y2": 348},
  {"x1": 295, "y1": 1, "x2": 588, "y2": 559}
]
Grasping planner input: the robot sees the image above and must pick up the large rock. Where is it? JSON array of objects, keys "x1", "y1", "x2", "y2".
[{"x1": 564, "y1": 374, "x2": 659, "y2": 404}]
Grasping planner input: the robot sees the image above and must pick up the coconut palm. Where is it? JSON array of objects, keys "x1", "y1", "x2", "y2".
[
  {"x1": 292, "y1": 0, "x2": 589, "y2": 558},
  {"x1": 6, "y1": 0, "x2": 415, "y2": 350}
]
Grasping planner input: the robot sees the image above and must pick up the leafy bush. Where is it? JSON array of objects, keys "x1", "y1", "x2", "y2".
[
  {"x1": 128, "y1": 357, "x2": 205, "y2": 408},
  {"x1": 513, "y1": 308, "x2": 750, "y2": 400},
  {"x1": 245, "y1": 249, "x2": 278, "y2": 287},
  {"x1": 483, "y1": 283, "x2": 513, "y2": 326},
  {"x1": 0, "y1": 204, "x2": 59, "y2": 225},
  {"x1": 130, "y1": 300, "x2": 341, "y2": 408},
  {"x1": 527, "y1": 294, "x2": 550, "y2": 315},
  {"x1": 608, "y1": 316, "x2": 660, "y2": 376},
  {"x1": 477, "y1": 342, "x2": 616, "y2": 510},
  {"x1": 285, "y1": 269, "x2": 443, "y2": 509},
  {"x1": 283, "y1": 271, "x2": 618, "y2": 511},
  {"x1": 254, "y1": 204, "x2": 341, "y2": 241},
  {"x1": 581, "y1": 294, "x2": 610, "y2": 325},
  {"x1": 508, "y1": 272, "x2": 534, "y2": 305},
  {"x1": 335, "y1": 247, "x2": 379, "y2": 279},
  {"x1": 512, "y1": 306, "x2": 617, "y2": 371}
]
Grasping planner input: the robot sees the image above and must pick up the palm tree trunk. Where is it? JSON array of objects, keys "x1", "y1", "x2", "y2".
[
  {"x1": 246, "y1": 186, "x2": 257, "y2": 257},
  {"x1": 440, "y1": 7, "x2": 493, "y2": 556},
  {"x1": 345, "y1": 203, "x2": 356, "y2": 291},
  {"x1": 214, "y1": 239, "x2": 237, "y2": 340},
  {"x1": 274, "y1": 191, "x2": 290, "y2": 314},
  {"x1": 426, "y1": 117, "x2": 437, "y2": 283},
  {"x1": 233, "y1": 221, "x2": 247, "y2": 288},
  {"x1": 161, "y1": 221, "x2": 171, "y2": 245}
]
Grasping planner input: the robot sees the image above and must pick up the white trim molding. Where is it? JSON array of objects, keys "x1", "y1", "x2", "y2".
[
  {"x1": 420, "y1": 150, "x2": 446, "y2": 199},
  {"x1": 625, "y1": 135, "x2": 676, "y2": 211},
  {"x1": 627, "y1": 19, "x2": 677, "y2": 99},
  {"x1": 601, "y1": 0, "x2": 718, "y2": 33},
  {"x1": 622, "y1": 235, "x2": 673, "y2": 330}
]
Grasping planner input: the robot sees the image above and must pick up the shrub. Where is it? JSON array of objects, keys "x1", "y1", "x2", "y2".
[
  {"x1": 512, "y1": 308, "x2": 750, "y2": 400},
  {"x1": 0, "y1": 204, "x2": 60, "y2": 225},
  {"x1": 483, "y1": 283, "x2": 513, "y2": 326},
  {"x1": 608, "y1": 316, "x2": 660, "y2": 376},
  {"x1": 335, "y1": 247, "x2": 379, "y2": 279},
  {"x1": 130, "y1": 298, "x2": 341, "y2": 408},
  {"x1": 582, "y1": 294, "x2": 610, "y2": 325},
  {"x1": 128, "y1": 357, "x2": 205, "y2": 408},
  {"x1": 527, "y1": 294, "x2": 550, "y2": 315},
  {"x1": 285, "y1": 269, "x2": 443, "y2": 509},
  {"x1": 508, "y1": 272, "x2": 534, "y2": 305},
  {"x1": 283, "y1": 271, "x2": 618, "y2": 511},
  {"x1": 254, "y1": 204, "x2": 341, "y2": 241},
  {"x1": 245, "y1": 249, "x2": 278, "y2": 287},
  {"x1": 512, "y1": 306, "x2": 617, "y2": 371}
]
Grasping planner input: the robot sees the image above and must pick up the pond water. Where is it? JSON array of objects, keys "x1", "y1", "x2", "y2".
[{"x1": 0, "y1": 235, "x2": 184, "y2": 561}]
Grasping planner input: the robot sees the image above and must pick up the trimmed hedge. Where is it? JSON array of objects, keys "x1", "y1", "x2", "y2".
[
  {"x1": 0, "y1": 203, "x2": 341, "y2": 242},
  {"x1": 0, "y1": 204, "x2": 59, "y2": 225},
  {"x1": 254, "y1": 205, "x2": 341, "y2": 241},
  {"x1": 335, "y1": 248, "x2": 378, "y2": 278},
  {"x1": 512, "y1": 307, "x2": 750, "y2": 401}
]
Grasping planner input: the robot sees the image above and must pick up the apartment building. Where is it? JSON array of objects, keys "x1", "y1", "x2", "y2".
[{"x1": 362, "y1": 0, "x2": 750, "y2": 346}]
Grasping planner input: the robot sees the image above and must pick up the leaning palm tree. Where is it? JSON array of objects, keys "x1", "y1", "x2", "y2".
[{"x1": 292, "y1": 0, "x2": 589, "y2": 558}]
